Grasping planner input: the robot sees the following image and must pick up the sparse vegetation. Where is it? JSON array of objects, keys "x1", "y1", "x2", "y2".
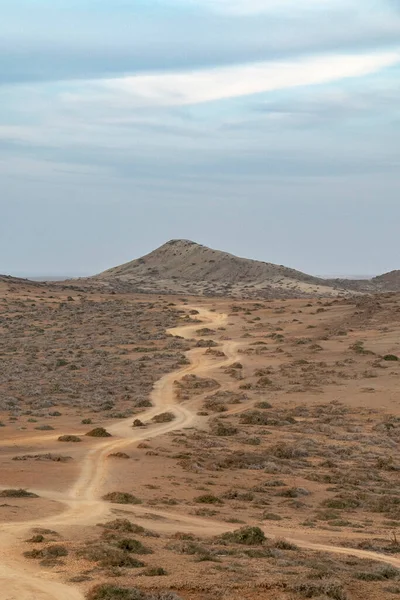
[
  {"x1": 151, "y1": 412, "x2": 175, "y2": 423},
  {"x1": 0, "y1": 488, "x2": 38, "y2": 498},
  {"x1": 103, "y1": 492, "x2": 142, "y2": 505},
  {"x1": 86, "y1": 427, "x2": 112, "y2": 437},
  {"x1": 221, "y1": 526, "x2": 266, "y2": 545}
]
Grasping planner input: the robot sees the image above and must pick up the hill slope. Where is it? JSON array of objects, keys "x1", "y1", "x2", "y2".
[{"x1": 94, "y1": 239, "x2": 351, "y2": 298}]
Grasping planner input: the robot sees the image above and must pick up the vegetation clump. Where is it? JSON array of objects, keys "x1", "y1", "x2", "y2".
[
  {"x1": 86, "y1": 585, "x2": 182, "y2": 600},
  {"x1": 115, "y1": 538, "x2": 153, "y2": 554},
  {"x1": 108, "y1": 452, "x2": 130, "y2": 459},
  {"x1": 80, "y1": 544, "x2": 145, "y2": 568},
  {"x1": 58, "y1": 435, "x2": 82, "y2": 442},
  {"x1": 86, "y1": 427, "x2": 112, "y2": 438},
  {"x1": 0, "y1": 488, "x2": 38, "y2": 498},
  {"x1": 194, "y1": 494, "x2": 223, "y2": 505},
  {"x1": 24, "y1": 544, "x2": 68, "y2": 559},
  {"x1": 152, "y1": 412, "x2": 175, "y2": 423},
  {"x1": 291, "y1": 579, "x2": 348, "y2": 599},
  {"x1": 221, "y1": 526, "x2": 266, "y2": 545},
  {"x1": 100, "y1": 519, "x2": 143, "y2": 533},
  {"x1": 103, "y1": 492, "x2": 142, "y2": 505},
  {"x1": 210, "y1": 419, "x2": 238, "y2": 437}
]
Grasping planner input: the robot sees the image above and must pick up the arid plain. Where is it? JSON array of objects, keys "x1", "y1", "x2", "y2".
[{"x1": 1, "y1": 276, "x2": 400, "y2": 600}]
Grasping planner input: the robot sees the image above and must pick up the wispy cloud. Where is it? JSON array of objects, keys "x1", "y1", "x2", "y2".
[{"x1": 95, "y1": 51, "x2": 400, "y2": 107}]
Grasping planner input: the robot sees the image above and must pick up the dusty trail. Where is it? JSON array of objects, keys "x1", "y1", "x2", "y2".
[{"x1": 0, "y1": 306, "x2": 399, "y2": 600}]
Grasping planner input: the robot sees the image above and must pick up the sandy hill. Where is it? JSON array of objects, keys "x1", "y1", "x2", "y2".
[{"x1": 93, "y1": 239, "x2": 352, "y2": 298}]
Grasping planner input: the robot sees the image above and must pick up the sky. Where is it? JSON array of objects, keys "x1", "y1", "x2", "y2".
[{"x1": 1, "y1": 0, "x2": 399, "y2": 277}]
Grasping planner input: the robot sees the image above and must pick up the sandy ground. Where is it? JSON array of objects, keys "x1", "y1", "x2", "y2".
[{"x1": 1, "y1": 299, "x2": 400, "y2": 599}]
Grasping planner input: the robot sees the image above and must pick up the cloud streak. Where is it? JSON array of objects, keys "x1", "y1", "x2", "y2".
[{"x1": 97, "y1": 51, "x2": 400, "y2": 107}]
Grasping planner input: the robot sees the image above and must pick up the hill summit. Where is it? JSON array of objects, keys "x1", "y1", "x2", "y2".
[{"x1": 94, "y1": 239, "x2": 348, "y2": 298}]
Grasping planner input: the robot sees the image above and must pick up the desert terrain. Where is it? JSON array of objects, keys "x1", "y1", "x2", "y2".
[{"x1": 1, "y1": 276, "x2": 400, "y2": 600}]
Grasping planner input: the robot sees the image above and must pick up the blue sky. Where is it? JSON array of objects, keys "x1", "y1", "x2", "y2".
[{"x1": 1, "y1": 0, "x2": 399, "y2": 276}]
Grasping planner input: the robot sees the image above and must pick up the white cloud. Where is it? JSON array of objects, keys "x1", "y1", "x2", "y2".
[{"x1": 97, "y1": 51, "x2": 400, "y2": 107}]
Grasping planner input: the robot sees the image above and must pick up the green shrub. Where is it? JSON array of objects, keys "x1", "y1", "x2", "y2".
[
  {"x1": 221, "y1": 526, "x2": 266, "y2": 545},
  {"x1": 58, "y1": 435, "x2": 81, "y2": 443},
  {"x1": 383, "y1": 354, "x2": 399, "y2": 361}
]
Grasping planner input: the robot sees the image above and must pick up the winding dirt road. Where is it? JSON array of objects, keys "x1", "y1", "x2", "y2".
[{"x1": 0, "y1": 307, "x2": 399, "y2": 600}]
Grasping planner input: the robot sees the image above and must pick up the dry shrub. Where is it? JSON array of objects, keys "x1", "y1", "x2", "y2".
[
  {"x1": 58, "y1": 435, "x2": 81, "y2": 442},
  {"x1": 0, "y1": 488, "x2": 38, "y2": 498},
  {"x1": 152, "y1": 412, "x2": 175, "y2": 423},
  {"x1": 221, "y1": 526, "x2": 266, "y2": 545},
  {"x1": 86, "y1": 427, "x2": 112, "y2": 437},
  {"x1": 103, "y1": 492, "x2": 142, "y2": 505}
]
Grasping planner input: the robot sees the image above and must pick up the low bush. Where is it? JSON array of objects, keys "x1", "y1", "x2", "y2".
[
  {"x1": 255, "y1": 401, "x2": 272, "y2": 409},
  {"x1": 194, "y1": 494, "x2": 223, "y2": 505},
  {"x1": 355, "y1": 565, "x2": 399, "y2": 581},
  {"x1": 108, "y1": 452, "x2": 130, "y2": 459},
  {"x1": 152, "y1": 412, "x2": 175, "y2": 423},
  {"x1": 115, "y1": 538, "x2": 152, "y2": 555},
  {"x1": 58, "y1": 435, "x2": 81, "y2": 443},
  {"x1": 86, "y1": 427, "x2": 112, "y2": 438},
  {"x1": 209, "y1": 419, "x2": 238, "y2": 437},
  {"x1": 0, "y1": 488, "x2": 38, "y2": 498},
  {"x1": 86, "y1": 586, "x2": 182, "y2": 600},
  {"x1": 103, "y1": 492, "x2": 142, "y2": 505},
  {"x1": 273, "y1": 538, "x2": 298, "y2": 550},
  {"x1": 291, "y1": 579, "x2": 348, "y2": 599},
  {"x1": 100, "y1": 519, "x2": 143, "y2": 534},
  {"x1": 24, "y1": 544, "x2": 68, "y2": 559},
  {"x1": 221, "y1": 526, "x2": 266, "y2": 545},
  {"x1": 80, "y1": 544, "x2": 144, "y2": 568}
]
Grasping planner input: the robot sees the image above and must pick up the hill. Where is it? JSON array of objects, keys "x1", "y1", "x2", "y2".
[
  {"x1": 372, "y1": 269, "x2": 400, "y2": 288},
  {"x1": 93, "y1": 239, "x2": 352, "y2": 298}
]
